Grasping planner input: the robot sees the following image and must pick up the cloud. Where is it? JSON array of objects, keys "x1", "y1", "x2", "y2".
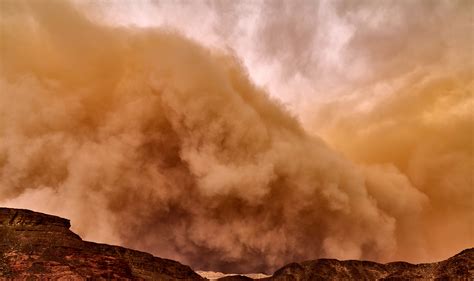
[{"x1": 0, "y1": 0, "x2": 471, "y2": 273}]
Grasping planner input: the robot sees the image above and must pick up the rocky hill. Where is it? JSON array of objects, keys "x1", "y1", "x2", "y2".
[
  {"x1": 265, "y1": 248, "x2": 473, "y2": 280},
  {"x1": 0, "y1": 208, "x2": 203, "y2": 280},
  {"x1": 0, "y1": 207, "x2": 472, "y2": 280}
]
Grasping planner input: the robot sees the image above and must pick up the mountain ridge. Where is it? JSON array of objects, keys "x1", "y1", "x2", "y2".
[{"x1": 1, "y1": 207, "x2": 472, "y2": 280}]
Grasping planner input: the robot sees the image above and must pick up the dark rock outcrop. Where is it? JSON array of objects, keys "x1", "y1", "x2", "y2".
[
  {"x1": 0, "y1": 208, "x2": 203, "y2": 280},
  {"x1": 263, "y1": 248, "x2": 474, "y2": 281}
]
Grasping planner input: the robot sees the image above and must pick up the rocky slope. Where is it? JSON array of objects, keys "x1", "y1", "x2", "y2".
[
  {"x1": 0, "y1": 207, "x2": 472, "y2": 280},
  {"x1": 0, "y1": 208, "x2": 203, "y2": 280},
  {"x1": 265, "y1": 248, "x2": 473, "y2": 280}
]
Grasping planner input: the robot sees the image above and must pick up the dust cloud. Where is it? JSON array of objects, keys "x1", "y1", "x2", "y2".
[{"x1": 0, "y1": 0, "x2": 471, "y2": 273}]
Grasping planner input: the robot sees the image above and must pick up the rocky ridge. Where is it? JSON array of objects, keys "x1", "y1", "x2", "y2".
[
  {"x1": 0, "y1": 208, "x2": 472, "y2": 280},
  {"x1": 0, "y1": 207, "x2": 203, "y2": 280},
  {"x1": 264, "y1": 248, "x2": 473, "y2": 280}
]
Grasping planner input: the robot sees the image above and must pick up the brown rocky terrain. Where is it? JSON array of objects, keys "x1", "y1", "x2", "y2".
[
  {"x1": 1, "y1": 207, "x2": 472, "y2": 280},
  {"x1": 263, "y1": 248, "x2": 473, "y2": 280},
  {"x1": 0, "y1": 208, "x2": 203, "y2": 280}
]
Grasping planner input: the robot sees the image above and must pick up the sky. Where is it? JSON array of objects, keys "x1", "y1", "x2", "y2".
[{"x1": 0, "y1": 0, "x2": 473, "y2": 274}]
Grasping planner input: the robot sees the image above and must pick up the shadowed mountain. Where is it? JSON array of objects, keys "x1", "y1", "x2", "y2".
[
  {"x1": 259, "y1": 248, "x2": 473, "y2": 281},
  {"x1": 0, "y1": 208, "x2": 203, "y2": 280}
]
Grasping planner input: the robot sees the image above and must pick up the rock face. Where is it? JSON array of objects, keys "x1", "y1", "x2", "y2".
[
  {"x1": 264, "y1": 249, "x2": 474, "y2": 281},
  {"x1": 0, "y1": 208, "x2": 203, "y2": 280},
  {"x1": 0, "y1": 207, "x2": 472, "y2": 280}
]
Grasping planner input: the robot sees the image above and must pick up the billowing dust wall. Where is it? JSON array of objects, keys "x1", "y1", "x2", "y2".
[{"x1": 0, "y1": 0, "x2": 472, "y2": 273}]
